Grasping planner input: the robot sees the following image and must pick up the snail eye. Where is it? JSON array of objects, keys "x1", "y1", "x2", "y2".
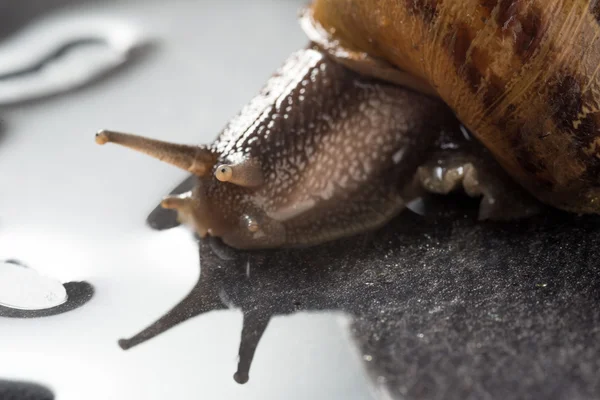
[{"x1": 215, "y1": 165, "x2": 233, "y2": 182}]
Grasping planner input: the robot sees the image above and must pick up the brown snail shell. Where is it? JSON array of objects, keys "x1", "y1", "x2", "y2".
[{"x1": 305, "y1": 0, "x2": 600, "y2": 214}]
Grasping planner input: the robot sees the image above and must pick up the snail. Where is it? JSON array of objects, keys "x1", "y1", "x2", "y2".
[{"x1": 96, "y1": 0, "x2": 600, "y2": 249}]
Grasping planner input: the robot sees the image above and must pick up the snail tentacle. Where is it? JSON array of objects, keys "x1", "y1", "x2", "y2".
[
  {"x1": 95, "y1": 130, "x2": 217, "y2": 176},
  {"x1": 160, "y1": 192, "x2": 192, "y2": 211}
]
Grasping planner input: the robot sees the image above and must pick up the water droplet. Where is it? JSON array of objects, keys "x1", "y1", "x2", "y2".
[
  {"x1": 0, "y1": 260, "x2": 67, "y2": 310},
  {"x1": 0, "y1": 14, "x2": 150, "y2": 105}
]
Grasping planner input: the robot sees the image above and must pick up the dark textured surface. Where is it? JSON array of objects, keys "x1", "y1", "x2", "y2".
[
  {"x1": 0, "y1": 380, "x2": 53, "y2": 400},
  {"x1": 128, "y1": 194, "x2": 600, "y2": 399},
  {"x1": 348, "y1": 202, "x2": 600, "y2": 399}
]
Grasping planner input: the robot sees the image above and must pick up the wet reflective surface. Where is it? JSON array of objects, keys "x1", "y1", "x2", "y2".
[
  {"x1": 0, "y1": 13, "x2": 149, "y2": 106},
  {"x1": 1, "y1": 1, "x2": 600, "y2": 400}
]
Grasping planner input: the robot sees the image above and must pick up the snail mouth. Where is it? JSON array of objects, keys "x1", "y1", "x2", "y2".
[{"x1": 160, "y1": 197, "x2": 288, "y2": 249}]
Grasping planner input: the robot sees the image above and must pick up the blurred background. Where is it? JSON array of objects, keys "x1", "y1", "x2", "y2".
[{"x1": 0, "y1": 1, "x2": 379, "y2": 399}]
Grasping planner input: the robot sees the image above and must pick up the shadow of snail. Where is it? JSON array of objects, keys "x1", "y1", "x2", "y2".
[{"x1": 119, "y1": 197, "x2": 600, "y2": 399}]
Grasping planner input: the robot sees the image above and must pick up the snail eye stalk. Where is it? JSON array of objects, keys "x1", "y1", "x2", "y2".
[
  {"x1": 95, "y1": 130, "x2": 216, "y2": 176},
  {"x1": 213, "y1": 159, "x2": 264, "y2": 188},
  {"x1": 215, "y1": 165, "x2": 233, "y2": 182}
]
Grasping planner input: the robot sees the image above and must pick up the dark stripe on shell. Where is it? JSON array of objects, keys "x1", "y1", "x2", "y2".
[
  {"x1": 405, "y1": 0, "x2": 440, "y2": 24},
  {"x1": 590, "y1": 0, "x2": 600, "y2": 24},
  {"x1": 548, "y1": 74, "x2": 584, "y2": 133}
]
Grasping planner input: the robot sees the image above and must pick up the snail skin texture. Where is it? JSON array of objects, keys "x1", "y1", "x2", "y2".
[{"x1": 95, "y1": 0, "x2": 600, "y2": 250}]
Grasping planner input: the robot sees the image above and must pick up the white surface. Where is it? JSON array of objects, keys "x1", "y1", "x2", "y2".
[{"x1": 0, "y1": 1, "x2": 378, "y2": 399}]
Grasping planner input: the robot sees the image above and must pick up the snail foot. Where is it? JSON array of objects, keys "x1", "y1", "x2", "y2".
[{"x1": 417, "y1": 150, "x2": 541, "y2": 220}]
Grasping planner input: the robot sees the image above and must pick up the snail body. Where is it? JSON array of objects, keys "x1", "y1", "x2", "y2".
[
  {"x1": 96, "y1": 49, "x2": 458, "y2": 248},
  {"x1": 96, "y1": 0, "x2": 598, "y2": 249}
]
